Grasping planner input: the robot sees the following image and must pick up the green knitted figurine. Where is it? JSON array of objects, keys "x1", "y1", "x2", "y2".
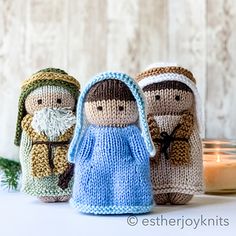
[{"x1": 14, "y1": 68, "x2": 80, "y2": 202}]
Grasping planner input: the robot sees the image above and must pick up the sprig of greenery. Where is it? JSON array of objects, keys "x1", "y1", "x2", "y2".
[{"x1": 0, "y1": 157, "x2": 21, "y2": 190}]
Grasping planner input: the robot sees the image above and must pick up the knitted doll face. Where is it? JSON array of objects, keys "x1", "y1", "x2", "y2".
[
  {"x1": 84, "y1": 79, "x2": 138, "y2": 126},
  {"x1": 25, "y1": 86, "x2": 76, "y2": 115},
  {"x1": 143, "y1": 81, "x2": 194, "y2": 115}
]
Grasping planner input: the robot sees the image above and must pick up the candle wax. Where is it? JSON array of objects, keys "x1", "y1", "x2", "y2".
[{"x1": 204, "y1": 159, "x2": 236, "y2": 193}]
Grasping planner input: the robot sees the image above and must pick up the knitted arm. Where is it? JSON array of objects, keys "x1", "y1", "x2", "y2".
[
  {"x1": 19, "y1": 131, "x2": 33, "y2": 188},
  {"x1": 170, "y1": 110, "x2": 194, "y2": 165},
  {"x1": 68, "y1": 130, "x2": 79, "y2": 163},
  {"x1": 147, "y1": 114, "x2": 160, "y2": 162},
  {"x1": 127, "y1": 125, "x2": 149, "y2": 164},
  {"x1": 175, "y1": 111, "x2": 194, "y2": 138},
  {"x1": 19, "y1": 131, "x2": 32, "y2": 160},
  {"x1": 21, "y1": 115, "x2": 52, "y2": 178},
  {"x1": 68, "y1": 126, "x2": 94, "y2": 164}
]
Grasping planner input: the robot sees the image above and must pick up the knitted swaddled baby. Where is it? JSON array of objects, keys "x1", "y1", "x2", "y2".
[
  {"x1": 14, "y1": 68, "x2": 80, "y2": 202},
  {"x1": 136, "y1": 64, "x2": 204, "y2": 205},
  {"x1": 68, "y1": 72, "x2": 155, "y2": 214}
]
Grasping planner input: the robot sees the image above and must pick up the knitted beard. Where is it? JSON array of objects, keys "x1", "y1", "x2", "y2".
[
  {"x1": 16, "y1": 68, "x2": 80, "y2": 201},
  {"x1": 32, "y1": 107, "x2": 76, "y2": 140},
  {"x1": 14, "y1": 68, "x2": 80, "y2": 146}
]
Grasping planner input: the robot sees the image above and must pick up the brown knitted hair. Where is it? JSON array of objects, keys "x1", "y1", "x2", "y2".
[
  {"x1": 136, "y1": 66, "x2": 196, "y2": 84},
  {"x1": 143, "y1": 81, "x2": 193, "y2": 93},
  {"x1": 85, "y1": 79, "x2": 135, "y2": 102}
]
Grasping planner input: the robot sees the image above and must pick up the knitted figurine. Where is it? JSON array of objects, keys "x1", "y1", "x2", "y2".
[
  {"x1": 136, "y1": 64, "x2": 204, "y2": 205},
  {"x1": 68, "y1": 72, "x2": 155, "y2": 214},
  {"x1": 14, "y1": 68, "x2": 80, "y2": 202}
]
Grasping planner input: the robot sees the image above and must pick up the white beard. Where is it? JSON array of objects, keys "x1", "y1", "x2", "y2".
[{"x1": 31, "y1": 107, "x2": 76, "y2": 140}]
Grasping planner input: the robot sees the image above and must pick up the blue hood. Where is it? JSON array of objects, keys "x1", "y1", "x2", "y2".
[{"x1": 68, "y1": 71, "x2": 156, "y2": 163}]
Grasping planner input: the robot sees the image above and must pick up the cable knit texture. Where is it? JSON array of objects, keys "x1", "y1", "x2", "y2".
[
  {"x1": 136, "y1": 64, "x2": 203, "y2": 205},
  {"x1": 69, "y1": 72, "x2": 154, "y2": 214}
]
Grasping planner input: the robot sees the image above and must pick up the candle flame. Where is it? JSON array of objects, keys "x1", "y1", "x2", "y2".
[{"x1": 216, "y1": 154, "x2": 221, "y2": 162}]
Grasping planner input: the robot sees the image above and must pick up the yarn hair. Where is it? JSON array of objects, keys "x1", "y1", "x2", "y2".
[
  {"x1": 143, "y1": 81, "x2": 193, "y2": 93},
  {"x1": 85, "y1": 79, "x2": 135, "y2": 102}
]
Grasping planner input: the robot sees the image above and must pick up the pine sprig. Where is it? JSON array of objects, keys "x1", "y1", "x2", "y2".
[{"x1": 0, "y1": 157, "x2": 21, "y2": 190}]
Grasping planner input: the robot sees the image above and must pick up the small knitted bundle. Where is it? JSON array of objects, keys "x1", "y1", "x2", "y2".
[
  {"x1": 14, "y1": 68, "x2": 80, "y2": 202},
  {"x1": 136, "y1": 64, "x2": 204, "y2": 205},
  {"x1": 68, "y1": 71, "x2": 155, "y2": 214}
]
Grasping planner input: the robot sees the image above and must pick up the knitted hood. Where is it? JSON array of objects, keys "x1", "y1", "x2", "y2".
[
  {"x1": 136, "y1": 63, "x2": 204, "y2": 137},
  {"x1": 14, "y1": 68, "x2": 80, "y2": 146},
  {"x1": 68, "y1": 71, "x2": 156, "y2": 163}
]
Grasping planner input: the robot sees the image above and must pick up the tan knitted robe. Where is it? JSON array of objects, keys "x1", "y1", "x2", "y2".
[
  {"x1": 151, "y1": 114, "x2": 203, "y2": 195},
  {"x1": 136, "y1": 65, "x2": 204, "y2": 199}
]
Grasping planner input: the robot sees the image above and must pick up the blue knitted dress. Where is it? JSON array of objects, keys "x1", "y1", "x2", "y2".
[
  {"x1": 69, "y1": 72, "x2": 156, "y2": 214},
  {"x1": 71, "y1": 125, "x2": 152, "y2": 214}
]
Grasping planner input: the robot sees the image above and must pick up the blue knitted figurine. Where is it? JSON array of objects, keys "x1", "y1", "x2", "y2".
[{"x1": 68, "y1": 72, "x2": 156, "y2": 214}]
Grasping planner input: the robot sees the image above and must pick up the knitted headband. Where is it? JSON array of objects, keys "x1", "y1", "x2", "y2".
[
  {"x1": 136, "y1": 66, "x2": 196, "y2": 84},
  {"x1": 136, "y1": 64, "x2": 204, "y2": 137},
  {"x1": 14, "y1": 68, "x2": 81, "y2": 146},
  {"x1": 68, "y1": 71, "x2": 156, "y2": 163}
]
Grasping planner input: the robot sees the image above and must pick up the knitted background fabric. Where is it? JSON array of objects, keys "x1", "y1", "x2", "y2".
[
  {"x1": 16, "y1": 68, "x2": 80, "y2": 200},
  {"x1": 136, "y1": 64, "x2": 204, "y2": 204},
  {"x1": 68, "y1": 71, "x2": 155, "y2": 214}
]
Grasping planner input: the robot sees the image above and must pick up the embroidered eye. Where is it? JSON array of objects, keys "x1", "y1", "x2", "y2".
[
  {"x1": 37, "y1": 99, "x2": 42, "y2": 105},
  {"x1": 175, "y1": 95, "x2": 181, "y2": 101},
  {"x1": 155, "y1": 95, "x2": 160, "y2": 100},
  {"x1": 97, "y1": 106, "x2": 103, "y2": 111},
  {"x1": 57, "y1": 98, "x2": 62, "y2": 104},
  {"x1": 119, "y1": 106, "x2": 124, "y2": 111}
]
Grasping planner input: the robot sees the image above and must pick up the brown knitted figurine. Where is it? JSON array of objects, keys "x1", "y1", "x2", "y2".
[
  {"x1": 136, "y1": 63, "x2": 204, "y2": 205},
  {"x1": 14, "y1": 68, "x2": 80, "y2": 202}
]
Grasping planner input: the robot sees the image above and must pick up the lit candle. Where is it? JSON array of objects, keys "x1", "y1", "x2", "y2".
[{"x1": 203, "y1": 139, "x2": 236, "y2": 193}]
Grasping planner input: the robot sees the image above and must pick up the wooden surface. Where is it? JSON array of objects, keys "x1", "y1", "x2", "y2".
[{"x1": 0, "y1": 0, "x2": 235, "y2": 159}]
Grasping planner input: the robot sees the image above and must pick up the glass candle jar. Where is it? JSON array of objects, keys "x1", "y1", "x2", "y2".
[{"x1": 203, "y1": 139, "x2": 236, "y2": 194}]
